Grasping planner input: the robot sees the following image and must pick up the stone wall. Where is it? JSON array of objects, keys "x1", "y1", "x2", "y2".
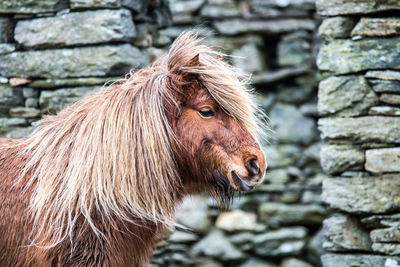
[
  {"x1": 0, "y1": 0, "x2": 171, "y2": 138},
  {"x1": 316, "y1": 1, "x2": 400, "y2": 266},
  {"x1": 0, "y1": 1, "x2": 325, "y2": 266},
  {"x1": 151, "y1": 1, "x2": 325, "y2": 266}
]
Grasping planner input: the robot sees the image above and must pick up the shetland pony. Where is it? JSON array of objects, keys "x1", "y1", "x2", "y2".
[{"x1": 0, "y1": 32, "x2": 266, "y2": 266}]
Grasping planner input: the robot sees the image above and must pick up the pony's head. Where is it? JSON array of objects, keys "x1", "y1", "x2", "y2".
[{"x1": 163, "y1": 33, "x2": 267, "y2": 206}]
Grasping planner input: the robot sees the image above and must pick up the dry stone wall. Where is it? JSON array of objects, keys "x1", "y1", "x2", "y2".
[
  {"x1": 151, "y1": 0, "x2": 325, "y2": 266},
  {"x1": 316, "y1": 0, "x2": 400, "y2": 266},
  {"x1": 1, "y1": 0, "x2": 325, "y2": 266}
]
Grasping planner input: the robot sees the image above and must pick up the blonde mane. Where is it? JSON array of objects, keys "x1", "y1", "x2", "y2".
[{"x1": 20, "y1": 32, "x2": 265, "y2": 248}]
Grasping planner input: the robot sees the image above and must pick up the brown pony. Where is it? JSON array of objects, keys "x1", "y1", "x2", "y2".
[{"x1": 0, "y1": 32, "x2": 267, "y2": 266}]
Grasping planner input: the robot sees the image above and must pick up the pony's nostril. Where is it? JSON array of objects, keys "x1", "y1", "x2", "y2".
[{"x1": 247, "y1": 158, "x2": 259, "y2": 176}]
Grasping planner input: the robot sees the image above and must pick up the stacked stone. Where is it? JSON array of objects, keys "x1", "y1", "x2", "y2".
[
  {"x1": 316, "y1": 1, "x2": 400, "y2": 266},
  {"x1": 0, "y1": 0, "x2": 171, "y2": 138},
  {"x1": 151, "y1": 0, "x2": 325, "y2": 266}
]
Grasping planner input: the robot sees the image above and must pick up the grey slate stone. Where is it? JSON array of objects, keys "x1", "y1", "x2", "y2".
[
  {"x1": 232, "y1": 43, "x2": 265, "y2": 73},
  {"x1": 270, "y1": 103, "x2": 318, "y2": 145},
  {"x1": 320, "y1": 144, "x2": 364, "y2": 174},
  {"x1": 0, "y1": 85, "x2": 23, "y2": 116},
  {"x1": 70, "y1": 0, "x2": 121, "y2": 9},
  {"x1": 318, "y1": 75, "x2": 378, "y2": 117},
  {"x1": 15, "y1": 10, "x2": 136, "y2": 48},
  {"x1": 323, "y1": 214, "x2": 372, "y2": 252},
  {"x1": 366, "y1": 70, "x2": 400, "y2": 81},
  {"x1": 322, "y1": 175, "x2": 400, "y2": 214},
  {"x1": 316, "y1": 0, "x2": 400, "y2": 16},
  {"x1": 321, "y1": 253, "x2": 400, "y2": 267},
  {"x1": 0, "y1": 0, "x2": 67, "y2": 14},
  {"x1": 380, "y1": 94, "x2": 400, "y2": 105},
  {"x1": 39, "y1": 86, "x2": 100, "y2": 113},
  {"x1": 318, "y1": 17, "x2": 357, "y2": 40},
  {"x1": 214, "y1": 19, "x2": 315, "y2": 36},
  {"x1": 258, "y1": 202, "x2": 326, "y2": 227},
  {"x1": 370, "y1": 80, "x2": 400, "y2": 93},
  {"x1": 372, "y1": 243, "x2": 400, "y2": 256},
  {"x1": 0, "y1": 45, "x2": 148, "y2": 78},
  {"x1": 253, "y1": 227, "x2": 308, "y2": 257},
  {"x1": 318, "y1": 116, "x2": 400, "y2": 144},
  {"x1": 365, "y1": 148, "x2": 400, "y2": 173},
  {"x1": 369, "y1": 106, "x2": 400, "y2": 116},
  {"x1": 191, "y1": 229, "x2": 244, "y2": 261},
  {"x1": 0, "y1": 44, "x2": 16, "y2": 55},
  {"x1": 352, "y1": 18, "x2": 400, "y2": 37},
  {"x1": 175, "y1": 195, "x2": 211, "y2": 234},
  {"x1": 371, "y1": 228, "x2": 400, "y2": 243},
  {"x1": 317, "y1": 38, "x2": 400, "y2": 74}
]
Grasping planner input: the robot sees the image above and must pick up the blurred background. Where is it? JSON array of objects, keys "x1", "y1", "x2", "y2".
[{"x1": 0, "y1": 0, "x2": 323, "y2": 266}]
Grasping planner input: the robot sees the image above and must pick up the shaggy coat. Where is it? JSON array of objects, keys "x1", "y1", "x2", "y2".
[{"x1": 0, "y1": 32, "x2": 266, "y2": 266}]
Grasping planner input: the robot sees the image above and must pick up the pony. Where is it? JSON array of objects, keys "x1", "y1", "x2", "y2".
[{"x1": 0, "y1": 32, "x2": 267, "y2": 266}]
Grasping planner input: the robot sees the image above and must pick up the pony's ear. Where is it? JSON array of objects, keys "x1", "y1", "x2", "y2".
[{"x1": 180, "y1": 54, "x2": 200, "y2": 81}]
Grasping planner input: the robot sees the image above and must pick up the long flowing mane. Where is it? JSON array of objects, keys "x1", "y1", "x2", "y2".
[{"x1": 19, "y1": 32, "x2": 264, "y2": 248}]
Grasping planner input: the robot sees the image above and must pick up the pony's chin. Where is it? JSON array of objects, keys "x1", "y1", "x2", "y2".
[
  {"x1": 211, "y1": 170, "x2": 235, "y2": 209},
  {"x1": 231, "y1": 171, "x2": 256, "y2": 192}
]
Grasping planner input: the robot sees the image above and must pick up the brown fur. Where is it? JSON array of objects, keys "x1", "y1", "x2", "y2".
[{"x1": 0, "y1": 32, "x2": 266, "y2": 266}]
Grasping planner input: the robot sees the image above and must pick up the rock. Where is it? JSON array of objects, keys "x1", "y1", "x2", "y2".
[
  {"x1": 70, "y1": 0, "x2": 121, "y2": 9},
  {"x1": 25, "y1": 98, "x2": 38, "y2": 108},
  {"x1": 323, "y1": 214, "x2": 372, "y2": 252},
  {"x1": 229, "y1": 232, "x2": 255, "y2": 251},
  {"x1": 214, "y1": 19, "x2": 315, "y2": 36},
  {"x1": 265, "y1": 169, "x2": 290, "y2": 184},
  {"x1": 369, "y1": 106, "x2": 400, "y2": 116},
  {"x1": 316, "y1": 0, "x2": 400, "y2": 16},
  {"x1": 9, "y1": 107, "x2": 41, "y2": 118},
  {"x1": 0, "y1": 44, "x2": 16, "y2": 55},
  {"x1": 0, "y1": 18, "x2": 13, "y2": 43},
  {"x1": 362, "y1": 214, "x2": 400, "y2": 229},
  {"x1": 380, "y1": 94, "x2": 400, "y2": 105},
  {"x1": 300, "y1": 103, "x2": 318, "y2": 117},
  {"x1": 39, "y1": 87, "x2": 99, "y2": 113},
  {"x1": 365, "y1": 148, "x2": 400, "y2": 173},
  {"x1": 259, "y1": 202, "x2": 326, "y2": 227},
  {"x1": 1, "y1": 126, "x2": 34, "y2": 139},
  {"x1": 301, "y1": 190, "x2": 322, "y2": 204},
  {"x1": 352, "y1": 18, "x2": 400, "y2": 37},
  {"x1": 30, "y1": 77, "x2": 116, "y2": 89},
  {"x1": 321, "y1": 253, "x2": 400, "y2": 267},
  {"x1": 0, "y1": 85, "x2": 23, "y2": 116},
  {"x1": 320, "y1": 144, "x2": 364, "y2": 174},
  {"x1": 371, "y1": 228, "x2": 400, "y2": 243},
  {"x1": 22, "y1": 88, "x2": 38, "y2": 98},
  {"x1": 306, "y1": 228, "x2": 324, "y2": 266},
  {"x1": 252, "y1": 67, "x2": 308, "y2": 84},
  {"x1": 168, "y1": 230, "x2": 198, "y2": 243},
  {"x1": 322, "y1": 175, "x2": 400, "y2": 214},
  {"x1": 276, "y1": 86, "x2": 313, "y2": 104},
  {"x1": 318, "y1": 17, "x2": 357, "y2": 40},
  {"x1": 175, "y1": 195, "x2": 211, "y2": 234},
  {"x1": 238, "y1": 258, "x2": 277, "y2": 267},
  {"x1": 270, "y1": 103, "x2": 318, "y2": 145},
  {"x1": 253, "y1": 227, "x2": 308, "y2": 257},
  {"x1": 215, "y1": 210, "x2": 257, "y2": 232},
  {"x1": 121, "y1": 0, "x2": 148, "y2": 13},
  {"x1": 373, "y1": 243, "x2": 400, "y2": 256},
  {"x1": 370, "y1": 80, "x2": 400, "y2": 93},
  {"x1": 262, "y1": 144, "x2": 301, "y2": 169},
  {"x1": 232, "y1": 43, "x2": 265, "y2": 73},
  {"x1": 0, "y1": 45, "x2": 148, "y2": 78},
  {"x1": 0, "y1": 0, "x2": 67, "y2": 14},
  {"x1": 317, "y1": 38, "x2": 400, "y2": 75},
  {"x1": 318, "y1": 75, "x2": 378, "y2": 117},
  {"x1": 0, "y1": 117, "x2": 26, "y2": 129},
  {"x1": 318, "y1": 117, "x2": 400, "y2": 144},
  {"x1": 15, "y1": 10, "x2": 135, "y2": 48},
  {"x1": 191, "y1": 229, "x2": 244, "y2": 261},
  {"x1": 277, "y1": 35, "x2": 311, "y2": 67},
  {"x1": 281, "y1": 258, "x2": 313, "y2": 267},
  {"x1": 249, "y1": 0, "x2": 315, "y2": 13},
  {"x1": 170, "y1": 0, "x2": 205, "y2": 14},
  {"x1": 200, "y1": 0, "x2": 239, "y2": 18},
  {"x1": 366, "y1": 70, "x2": 400, "y2": 81},
  {"x1": 9, "y1": 77, "x2": 32, "y2": 87}
]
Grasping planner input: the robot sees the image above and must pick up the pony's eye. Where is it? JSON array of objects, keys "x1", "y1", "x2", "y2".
[{"x1": 198, "y1": 107, "x2": 215, "y2": 118}]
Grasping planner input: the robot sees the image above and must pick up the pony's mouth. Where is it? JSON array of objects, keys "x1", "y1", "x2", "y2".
[{"x1": 231, "y1": 171, "x2": 257, "y2": 192}]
